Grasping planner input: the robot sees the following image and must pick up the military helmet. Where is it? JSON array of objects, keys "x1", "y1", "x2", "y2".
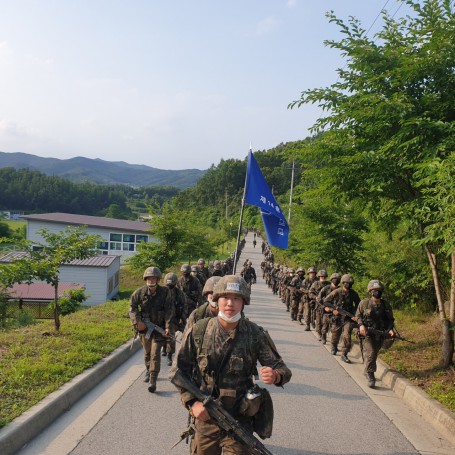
[
  {"x1": 191, "y1": 264, "x2": 199, "y2": 273},
  {"x1": 164, "y1": 272, "x2": 178, "y2": 286},
  {"x1": 203, "y1": 276, "x2": 222, "y2": 296},
  {"x1": 143, "y1": 266, "x2": 162, "y2": 280},
  {"x1": 198, "y1": 258, "x2": 205, "y2": 264},
  {"x1": 288, "y1": 268, "x2": 295, "y2": 274},
  {"x1": 330, "y1": 272, "x2": 342, "y2": 280},
  {"x1": 367, "y1": 280, "x2": 384, "y2": 292},
  {"x1": 307, "y1": 267, "x2": 316, "y2": 274},
  {"x1": 213, "y1": 275, "x2": 251, "y2": 305},
  {"x1": 296, "y1": 267, "x2": 305, "y2": 274},
  {"x1": 341, "y1": 274, "x2": 354, "y2": 284},
  {"x1": 317, "y1": 269, "x2": 328, "y2": 277},
  {"x1": 181, "y1": 264, "x2": 191, "y2": 273}
]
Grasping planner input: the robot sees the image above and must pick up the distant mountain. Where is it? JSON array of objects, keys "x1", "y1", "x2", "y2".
[{"x1": 0, "y1": 151, "x2": 205, "y2": 189}]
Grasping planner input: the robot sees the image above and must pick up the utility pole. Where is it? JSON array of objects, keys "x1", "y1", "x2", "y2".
[
  {"x1": 225, "y1": 189, "x2": 228, "y2": 220},
  {"x1": 288, "y1": 159, "x2": 295, "y2": 223}
]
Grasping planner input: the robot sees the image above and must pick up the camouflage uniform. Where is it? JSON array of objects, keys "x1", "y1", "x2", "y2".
[
  {"x1": 288, "y1": 272, "x2": 302, "y2": 320},
  {"x1": 323, "y1": 286, "x2": 360, "y2": 358},
  {"x1": 129, "y1": 284, "x2": 174, "y2": 383},
  {"x1": 309, "y1": 278, "x2": 330, "y2": 337},
  {"x1": 356, "y1": 296, "x2": 394, "y2": 377},
  {"x1": 179, "y1": 274, "x2": 203, "y2": 313},
  {"x1": 166, "y1": 285, "x2": 188, "y2": 358},
  {"x1": 317, "y1": 283, "x2": 338, "y2": 343},
  {"x1": 299, "y1": 273, "x2": 316, "y2": 327},
  {"x1": 240, "y1": 264, "x2": 257, "y2": 287},
  {"x1": 170, "y1": 316, "x2": 292, "y2": 454}
]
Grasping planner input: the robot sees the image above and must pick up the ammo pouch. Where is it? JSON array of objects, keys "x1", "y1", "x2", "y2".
[{"x1": 252, "y1": 387, "x2": 274, "y2": 439}]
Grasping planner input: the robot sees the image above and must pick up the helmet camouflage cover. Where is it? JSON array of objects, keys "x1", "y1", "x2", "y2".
[
  {"x1": 307, "y1": 267, "x2": 316, "y2": 274},
  {"x1": 213, "y1": 275, "x2": 251, "y2": 305},
  {"x1": 181, "y1": 264, "x2": 191, "y2": 273},
  {"x1": 143, "y1": 266, "x2": 162, "y2": 280},
  {"x1": 367, "y1": 280, "x2": 384, "y2": 292},
  {"x1": 317, "y1": 269, "x2": 328, "y2": 277},
  {"x1": 341, "y1": 274, "x2": 354, "y2": 284},
  {"x1": 164, "y1": 272, "x2": 178, "y2": 285},
  {"x1": 203, "y1": 276, "x2": 222, "y2": 296}
]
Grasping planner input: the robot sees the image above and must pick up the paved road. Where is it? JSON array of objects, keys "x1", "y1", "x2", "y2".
[{"x1": 17, "y1": 234, "x2": 455, "y2": 455}]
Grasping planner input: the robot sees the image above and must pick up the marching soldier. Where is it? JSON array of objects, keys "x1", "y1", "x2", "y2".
[
  {"x1": 323, "y1": 274, "x2": 360, "y2": 363},
  {"x1": 169, "y1": 275, "x2": 292, "y2": 454},
  {"x1": 184, "y1": 276, "x2": 222, "y2": 334},
  {"x1": 299, "y1": 267, "x2": 317, "y2": 328},
  {"x1": 179, "y1": 264, "x2": 203, "y2": 313},
  {"x1": 129, "y1": 266, "x2": 174, "y2": 392},
  {"x1": 317, "y1": 273, "x2": 341, "y2": 344},
  {"x1": 309, "y1": 270, "x2": 330, "y2": 339},
  {"x1": 164, "y1": 272, "x2": 188, "y2": 366},
  {"x1": 356, "y1": 280, "x2": 395, "y2": 388}
]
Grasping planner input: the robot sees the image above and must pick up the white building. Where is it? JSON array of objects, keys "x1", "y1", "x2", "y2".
[
  {"x1": 22, "y1": 212, "x2": 153, "y2": 263},
  {"x1": 0, "y1": 252, "x2": 120, "y2": 306}
]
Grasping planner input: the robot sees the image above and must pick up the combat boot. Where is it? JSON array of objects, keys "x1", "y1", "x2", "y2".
[
  {"x1": 321, "y1": 334, "x2": 327, "y2": 345},
  {"x1": 148, "y1": 375, "x2": 157, "y2": 393},
  {"x1": 367, "y1": 373, "x2": 376, "y2": 388},
  {"x1": 331, "y1": 345, "x2": 337, "y2": 355},
  {"x1": 161, "y1": 349, "x2": 167, "y2": 357},
  {"x1": 304, "y1": 325, "x2": 310, "y2": 331},
  {"x1": 341, "y1": 354, "x2": 351, "y2": 364},
  {"x1": 298, "y1": 317, "x2": 303, "y2": 325},
  {"x1": 167, "y1": 353, "x2": 173, "y2": 366},
  {"x1": 144, "y1": 370, "x2": 150, "y2": 383}
]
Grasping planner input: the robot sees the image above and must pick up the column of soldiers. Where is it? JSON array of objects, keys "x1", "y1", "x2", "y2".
[
  {"x1": 261, "y1": 253, "x2": 395, "y2": 388},
  {"x1": 129, "y1": 252, "x2": 240, "y2": 393}
]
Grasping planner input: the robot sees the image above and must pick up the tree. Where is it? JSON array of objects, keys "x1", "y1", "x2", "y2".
[
  {"x1": 127, "y1": 204, "x2": 188, "y2": 273},
  {"x1": 0, "y1": 227, "x2": 101, "y2": 331},
  {"x1": 289, "y1": 0, "x2": 455, "y2": 366}
]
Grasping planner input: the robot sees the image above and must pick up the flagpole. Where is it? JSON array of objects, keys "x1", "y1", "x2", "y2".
[{"x1": 232, "y1": 148, "x2": 251, "y2": 275}]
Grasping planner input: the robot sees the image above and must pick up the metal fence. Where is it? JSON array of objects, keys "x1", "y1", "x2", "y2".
[{"x1": 9, "y1": 300, "x2": 54, "y2": 319}]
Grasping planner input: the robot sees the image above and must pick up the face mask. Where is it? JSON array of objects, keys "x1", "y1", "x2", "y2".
[
  {"x1": 218, "y1": 310, "x2": 242, "y2": 323},
  {"x1": 343, "y1": 283, "x2": 351, "y2": 289},
  {"x1": 332, "y1": 279, "x2": 340, "y2": 286},
  {"x1": 372, "y1": 290, "x2": 382, "y2": 299}
]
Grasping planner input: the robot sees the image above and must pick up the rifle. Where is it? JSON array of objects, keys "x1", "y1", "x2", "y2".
[
  {"x1": 143, "y1": 318, "x2": 181, "y2": 344},
  {"x1": 171, "y1": 368, "x2": 273, "y2": 455},
  {"x1": 323, "y1": 302, "x2": 357, "y2": 321},
  {"x1": 362, "y1": 326, "x2": 415, "y2": 344}
]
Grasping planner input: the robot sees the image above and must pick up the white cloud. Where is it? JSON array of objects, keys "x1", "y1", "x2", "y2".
[{"x1": 256, "y1": 16, "x2": 280, "y2": 36}]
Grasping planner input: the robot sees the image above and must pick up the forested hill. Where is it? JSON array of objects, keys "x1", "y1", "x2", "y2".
[{"x1": 0, "y1": 151, "x2": 205, "y2": 189}]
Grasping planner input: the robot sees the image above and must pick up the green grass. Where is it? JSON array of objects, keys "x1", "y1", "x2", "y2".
[
  {"x1": 379, "y1": 309, "x2": 455, "y2": 414},
  {"x1": 0, "y1": 299, "x2": 132, "y2": 428}
]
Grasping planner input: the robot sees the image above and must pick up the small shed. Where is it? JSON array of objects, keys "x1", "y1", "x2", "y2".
[
  {"x1": 0, "y1": 253, "x2": 120, "y2": 306},
  {"x1": 6, "y1": 282, "x2": 85, "y2": 318}
]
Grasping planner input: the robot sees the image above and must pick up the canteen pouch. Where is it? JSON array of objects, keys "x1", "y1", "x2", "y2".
[{"x1": 252, "y1": 387, "x2": 274, "y2": 440}]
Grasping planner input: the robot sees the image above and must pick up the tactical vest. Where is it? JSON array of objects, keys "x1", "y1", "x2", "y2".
[{"x1": 192, "y1": 317, "x2": 263, "y2": 393}]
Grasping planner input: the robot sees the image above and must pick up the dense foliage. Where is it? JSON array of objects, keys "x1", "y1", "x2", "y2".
[{"x1": 0, "y1": 167, "x2": 180, "y2": 218}]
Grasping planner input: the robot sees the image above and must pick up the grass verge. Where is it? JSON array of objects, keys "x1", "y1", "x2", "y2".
[
  {"x1": 379, "y1": 310, "x2": 455, "y2": 413},
  {"x1": 0, "y1": 299, "x2": 132, "y2": 429}
]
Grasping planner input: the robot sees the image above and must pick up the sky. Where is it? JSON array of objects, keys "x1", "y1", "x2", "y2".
[{"x1": 0, "y1": 0, "x2": 411, "y2": 170}]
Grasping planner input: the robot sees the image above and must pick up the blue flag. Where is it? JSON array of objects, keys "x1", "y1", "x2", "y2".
[{"x1": 245, "y1": 150, "x2": 289, "y2": 249}]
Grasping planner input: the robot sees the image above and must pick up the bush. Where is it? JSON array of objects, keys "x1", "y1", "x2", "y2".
[{"x1": 58, "y1": 289, "x2": 88, "y2": 316}]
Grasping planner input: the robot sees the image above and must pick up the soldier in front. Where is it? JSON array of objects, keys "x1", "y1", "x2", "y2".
[
  {"x1": 129, "y1": 266, "x2": 174, "y2": 392},
  {"x1": 356, "y1": 280, "x2": 395, "y2": 388},
  {"x1": 169, "y1": 275, "x2": 292, "y2": 454}
]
